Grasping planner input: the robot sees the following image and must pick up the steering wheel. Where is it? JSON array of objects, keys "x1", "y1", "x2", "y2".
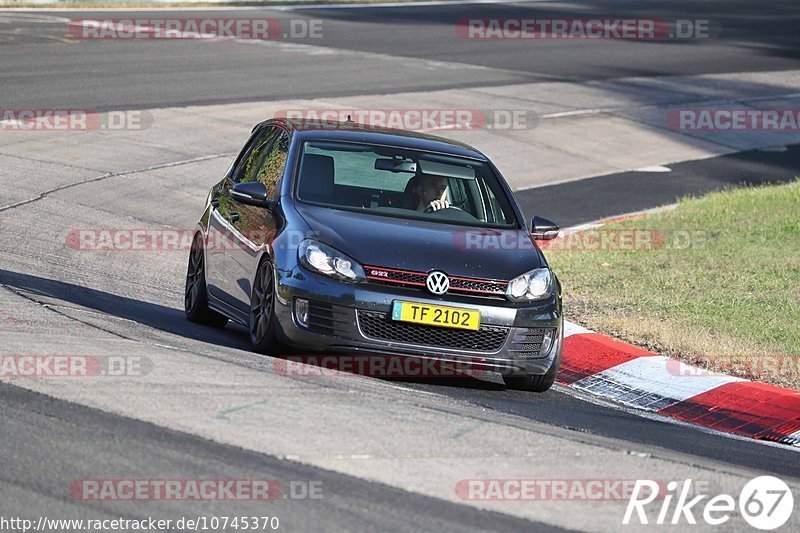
[{"x1": 424, "y1": 205, "x2": 464, "y2": 213}]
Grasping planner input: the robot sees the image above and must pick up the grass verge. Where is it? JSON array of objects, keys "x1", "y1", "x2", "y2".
[{"x1": 547, "y1": 180, "x2": 800, "y2": 389}]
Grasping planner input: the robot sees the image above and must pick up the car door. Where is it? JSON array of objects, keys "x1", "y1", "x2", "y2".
[
  {"x1": 206, "y1": 127, "x2": 265, "y2": 302},
  {"x1": 227, "y1": 127, "x2": 289, "y2": 309},
  {"x1": 205, "y1": 179, "x2": 231, "y2": 299}
]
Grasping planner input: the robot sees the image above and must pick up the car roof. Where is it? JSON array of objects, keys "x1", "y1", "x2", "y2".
[{"x1": 261, "y1": 118, "x2": 487, "y2": 160}]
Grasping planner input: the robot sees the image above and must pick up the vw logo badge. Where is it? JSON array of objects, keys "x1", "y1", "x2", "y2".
[{"x1": 426, "y1": 271, "x2": 450, "y2": 295}]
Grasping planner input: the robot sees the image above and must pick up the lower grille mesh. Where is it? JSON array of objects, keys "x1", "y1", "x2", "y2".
[
  {"x1": 509, "y1": 328, "x2": 551, "y2": 358},
  {"x1": 305, "y1": 301, "x2": 354, "y2": 336},
  {"x1": 357, "y1": 310, "x2": 508, "y2": 351}
]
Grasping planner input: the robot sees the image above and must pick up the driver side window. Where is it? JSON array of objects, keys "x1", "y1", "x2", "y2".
[
  {"x1": 235, "y1": 127, "x2": 289, "y2": 198},
  {"x1": 253, "y1": 131, "x2": 289, "y2": 198},
  {"x1": 236, "y1": 127, "x2": 278, "y2": 183}
]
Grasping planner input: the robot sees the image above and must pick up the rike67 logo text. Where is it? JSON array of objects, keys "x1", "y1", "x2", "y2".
[{"x1": 624, "y1": 476, "x2": 793, "y2": 529}]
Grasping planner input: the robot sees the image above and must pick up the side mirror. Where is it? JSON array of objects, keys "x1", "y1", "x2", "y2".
[
  {"x1": 230, "y1": 182, "x2": 275, "y2": 209},
  {"x1": 531, "y1": 216, "x2": 559, "y2": 240}
]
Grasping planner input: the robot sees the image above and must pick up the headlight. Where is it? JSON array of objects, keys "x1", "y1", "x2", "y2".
[
  {"x1": 298, "y1": 239, "x2": 365, "y2": 282},
  {"x1": 506, "y1": 268, "x2": 553, "y2": 302}
]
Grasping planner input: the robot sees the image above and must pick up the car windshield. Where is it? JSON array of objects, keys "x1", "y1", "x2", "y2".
[{"x1": 294, "y1": 140, "x2": 519, "y2": 228}]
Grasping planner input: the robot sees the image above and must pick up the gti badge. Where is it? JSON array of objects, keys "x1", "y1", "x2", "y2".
[{"x1": 426, "y1": 271, "x2": 450, "y2": 295}]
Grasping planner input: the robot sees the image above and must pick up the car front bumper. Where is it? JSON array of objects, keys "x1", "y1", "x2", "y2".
[{"x1": 272, "y1": 264, "x2": 563, "y2": 376}]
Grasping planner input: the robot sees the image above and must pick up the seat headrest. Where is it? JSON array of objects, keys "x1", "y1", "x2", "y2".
[
  {"x1": 404, "y1": 174, "x2": 423, "y2": 195},
  {"x1": 298, "y1": 154, "x2": 335, "y2": 199}
]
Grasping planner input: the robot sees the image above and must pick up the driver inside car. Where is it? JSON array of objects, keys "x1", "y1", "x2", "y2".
[{"x1": 411, "y1": 173, "x2": 451, "y2": 212}]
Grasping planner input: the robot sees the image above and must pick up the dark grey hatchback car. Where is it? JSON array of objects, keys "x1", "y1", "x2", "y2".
[{"x1": 185, "y1": 118, "x2": 563, "y2": 391}]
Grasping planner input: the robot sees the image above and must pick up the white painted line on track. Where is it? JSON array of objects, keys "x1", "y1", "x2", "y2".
[
  {"x1": 634, "y1": 165, "x2": 672, "y2": 172},
  {"x1": 556, "y1": 205, "x2": 680, "y2": 238},
  {"x1": 0, "y1": 13, "x2": 71, "y2": 23},
  {"x1": 542, "y1": 109, "x2": 606, "y2": 119}
]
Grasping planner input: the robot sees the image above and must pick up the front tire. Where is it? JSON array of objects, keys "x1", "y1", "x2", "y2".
[
  {"x1": 503, "y1": 366, "x2": 558, "y2": 392},
  {"x1": 249, "y1": 259, "x2": 280, "y2": 354},
  {"x1": 185, "y1": 234, "x2": 229, "y2": 327}
]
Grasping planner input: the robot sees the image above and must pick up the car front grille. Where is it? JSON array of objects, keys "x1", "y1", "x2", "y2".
[
  {"x1": 356, "y1": 310, "x2": 509, "y2": 352},
  {"x1": 450, "y1": 277, "x2": 507, "y2": 295},
  {"x1": 363, "y1": 265, "x2": 507, "y2": 298}
]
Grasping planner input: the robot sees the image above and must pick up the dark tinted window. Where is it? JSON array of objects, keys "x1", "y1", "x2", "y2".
[
  {"x1": 241, "y1": 131, "x2": 289, "y2": 198},
  {"x1": 295, "y1": 141, "x2": 519, "y2": 228}
]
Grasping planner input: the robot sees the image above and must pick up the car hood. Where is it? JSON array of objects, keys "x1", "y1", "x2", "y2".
[{"x1": 295, "y1": 204, "x2": 543, "y2": 281}]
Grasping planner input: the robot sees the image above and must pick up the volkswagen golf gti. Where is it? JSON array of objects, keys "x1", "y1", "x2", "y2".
[{"x1": 185, "y1": 118, "x2": 563, "y2": 391}]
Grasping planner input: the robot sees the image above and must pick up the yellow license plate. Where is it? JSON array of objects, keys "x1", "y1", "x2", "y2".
[{"x1": 391, "y1": 301, "x2": 480, "y2": 331}]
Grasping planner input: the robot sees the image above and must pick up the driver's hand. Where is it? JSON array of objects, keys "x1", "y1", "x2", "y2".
[{"x1": 427, "y1": 199, "x2": 450, "y2": 211}]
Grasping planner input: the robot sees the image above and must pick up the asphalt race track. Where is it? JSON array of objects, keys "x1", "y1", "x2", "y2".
[
  {"x1": 1, "y1": 0, "x2": 799, "y2": 110},
  {"x1": 1, "y1": 1, "x2": 800, "y2": 531}
]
